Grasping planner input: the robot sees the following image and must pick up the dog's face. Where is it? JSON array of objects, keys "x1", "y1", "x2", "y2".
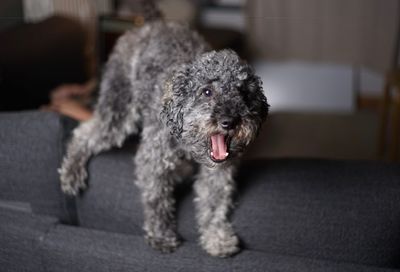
[{"x1": 161, "y1": 49, "x2": 269, "y2": 166}]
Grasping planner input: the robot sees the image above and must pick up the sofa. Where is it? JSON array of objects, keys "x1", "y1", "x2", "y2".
[{"x1": 1, "y1": 111, "x2": 400, "y2": 271}]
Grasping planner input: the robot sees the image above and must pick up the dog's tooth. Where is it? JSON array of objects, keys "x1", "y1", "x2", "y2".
[
  {"x1": 211, "y1": 152, "x2": 214, "y2": 157},
  {"x1": 225, "y1": 152, "x2": 229, "y2": 157}
]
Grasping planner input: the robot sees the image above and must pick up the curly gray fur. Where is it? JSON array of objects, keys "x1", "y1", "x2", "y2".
[{"x1": 60, "y1": 19, "x2": 268, "y2": 257}]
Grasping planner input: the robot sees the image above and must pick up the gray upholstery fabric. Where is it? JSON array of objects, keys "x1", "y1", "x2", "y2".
[
  {"x1": 1, "y1": 206, "x2": 398, "y2": 272},
  {"x1": 1, "y1": 112, "x2": 400, "y2": 271},
  {"x1": 41, "y1": 224, "x2": 231, "y2": 272},
  {"x1": 0, "y1": 111, "x2": 66, "y2": 219},
  {"x1": 230, "y1": 159, "x2": 400, "y2": 267},
  {"x1": 76, "y1": 140, "x2": 144, "y2": 235},
  {"x1": 233, "y1": 250, "x2": 400, "y2": 272},
  {"x1": 0, "y1": 207, "x2": 58, "y2": 272},
  {"x1": 40, "y1": 223, "x2": 399, "y2": 272},
  {"x1": 80, "y1": 144, "x2": 400, "y2": 268}
]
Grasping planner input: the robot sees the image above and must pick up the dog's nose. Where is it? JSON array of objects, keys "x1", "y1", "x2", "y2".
[{"x1": 220, "y1": 117, "x2": 237, "y2": 130}]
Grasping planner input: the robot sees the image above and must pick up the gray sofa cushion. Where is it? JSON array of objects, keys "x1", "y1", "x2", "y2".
[
  {"x1": 2, "y1": 112, "x2": 399, "y2": 270},
  {"x1": 79, "y1": 146, "x2": 400, "y2": 268},
  {"x1": 229, "y1": 159, "x2": 400, "y2": 267},
  {"x1": 1, "y1": 204, "x2": 399, "y2": 272},
  {"x1": 1, "y1": 205, "x2": 397, "y2": 272},
  {"x1": 76, "y1": 141, "x2": 143, "y2": 235},
  {"x1": 0, "y1": 207, "x2": 58, "y2": 272},
  {"x1": 233, "y1": 250, "x2": 400, "y2": 272},
  {"x1": 40, "y1": 224, "x2": 231, "y2": 272},
  {"x1": 0, "y1": 111, "x2": 68, "y2": 219},
  {"x1": 40, "y1": 222, "x2": 399, "y2": 272}
]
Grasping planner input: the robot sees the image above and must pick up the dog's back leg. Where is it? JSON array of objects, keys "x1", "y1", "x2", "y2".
[{"x1": 59, "y1": 52, "x2": 141, "y2": 196}]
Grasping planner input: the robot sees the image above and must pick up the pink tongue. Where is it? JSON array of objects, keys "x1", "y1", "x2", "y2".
[{"x1": 211, "y1": 134, "x2": 227, "y2": 160}]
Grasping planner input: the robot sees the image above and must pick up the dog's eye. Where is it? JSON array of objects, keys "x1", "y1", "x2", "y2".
[{"x1": 202, "y1": 88, "x2": 213, "y2": 97}]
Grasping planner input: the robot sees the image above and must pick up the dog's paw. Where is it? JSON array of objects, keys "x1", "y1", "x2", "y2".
[
  {"x1": 200, "y1": 228, "x2": 240, "y2": 257},
  {"x1": 145, "y1": 234, "x2": 181, "y2": 253},
  {"x1": 59, "y1": 161, "x2": 88, "y2": 196}
]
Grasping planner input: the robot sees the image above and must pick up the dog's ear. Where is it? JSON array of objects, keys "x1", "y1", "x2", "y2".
[
  {"x1": 160, "y1": 65, "x2": 190, "y2": 139},
  {"x1": 240, "y1": 67, "x2": 269, "y2": 122}
]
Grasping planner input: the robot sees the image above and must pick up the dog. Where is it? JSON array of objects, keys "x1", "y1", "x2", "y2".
[{"x1": 59, "y1": 2, "x2": 268, "y2": 258}]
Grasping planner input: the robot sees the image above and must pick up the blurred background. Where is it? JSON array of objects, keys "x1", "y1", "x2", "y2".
[{"x1": 0, "y1": 0, "x2": 399, "y2": 162}]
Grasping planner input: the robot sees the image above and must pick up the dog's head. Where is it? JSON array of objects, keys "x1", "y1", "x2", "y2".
[{"x1": 161, "y1": 49, "x2": 269, "y2": 166}]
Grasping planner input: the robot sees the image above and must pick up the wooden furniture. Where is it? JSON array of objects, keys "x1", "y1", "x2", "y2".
[{"x1": 379, "y1": 70, "x2": 400, "y2": 161}]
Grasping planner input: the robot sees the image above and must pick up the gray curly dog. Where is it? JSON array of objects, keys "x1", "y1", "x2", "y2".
[{"x1": 60, "y1": 4, "x2": 268, "y2": 258}]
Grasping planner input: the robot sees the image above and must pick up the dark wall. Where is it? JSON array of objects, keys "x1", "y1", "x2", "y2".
[{"x1": 0, "y1": 0, "x2": 23, "y2": 31}]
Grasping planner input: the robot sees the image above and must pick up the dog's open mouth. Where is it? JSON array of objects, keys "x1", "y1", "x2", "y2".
[{"x1": 210, "y1": 134, "x2": 230, "y2": 162}]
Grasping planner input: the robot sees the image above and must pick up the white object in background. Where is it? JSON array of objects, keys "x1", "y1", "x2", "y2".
[
  {"x1": 23, "y1": 0, "x2": 112, "y2": 23},
  {"x1": 23, "y1": 0, "x2": 53, "y2": 22},
  {"x1": 213, "y1": 0, "x2": 246, "y2": 6},
  {"x1": 253, "y1": 61, "x2": 355, "y2": 113},
  {"x1": 200, "y1": 7, "x2": 245, "y2": 32}
]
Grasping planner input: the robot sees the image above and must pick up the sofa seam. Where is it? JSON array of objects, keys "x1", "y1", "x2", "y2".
[
  {"x1": 57, "y1": 114, "x2": 80, "y2": 226},
  {"x1": 37, "y1": 220, "x2": 59, "y2": 272}
]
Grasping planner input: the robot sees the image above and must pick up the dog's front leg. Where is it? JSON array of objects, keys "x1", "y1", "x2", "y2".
[
  {"x1": 134, "y1": 127, "x2": 181, "y2": 253},
  {"x1": 194, "y1": 164, "x2": 240, "y2": 257}
]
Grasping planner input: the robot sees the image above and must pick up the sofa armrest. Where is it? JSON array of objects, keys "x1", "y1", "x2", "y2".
[{"x1": 0, "y1": 111, "x2": 66, "y2": 218}]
